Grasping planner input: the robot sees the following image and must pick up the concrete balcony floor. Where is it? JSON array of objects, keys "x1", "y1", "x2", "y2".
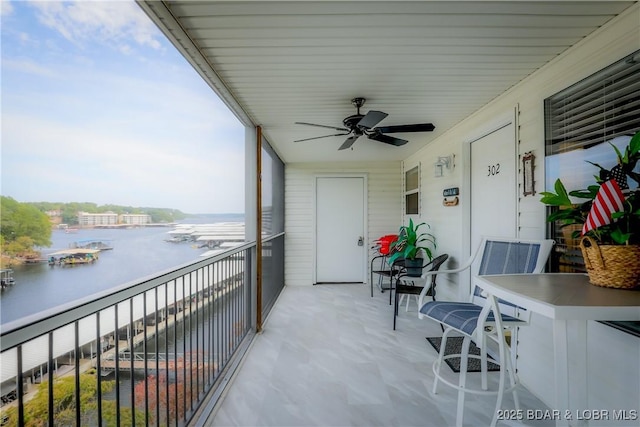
[{"x1": 206, "y1": 283, "x2": 554, "y2": 426}]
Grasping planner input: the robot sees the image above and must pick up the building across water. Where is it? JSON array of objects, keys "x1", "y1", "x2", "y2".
[{"x1": 77, "y1": 212, "x2": 151, "y2": 227}]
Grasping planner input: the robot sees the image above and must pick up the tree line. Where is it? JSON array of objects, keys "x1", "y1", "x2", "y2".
[
  {"x1": 0, "y1": 196, "x2": 187, "y2": 267},
  {"x1": 28, "y1": 201, "x2": 187, "y2": 225}
]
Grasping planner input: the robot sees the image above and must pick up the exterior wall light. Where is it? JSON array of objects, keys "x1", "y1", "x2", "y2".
[{"x1": 434, "y1": 155, "x2": 453, "y2": 177}]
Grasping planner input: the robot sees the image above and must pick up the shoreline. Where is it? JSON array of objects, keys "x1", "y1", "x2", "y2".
[{"x1": 0, "y1": 255, "x2": 37, "y2": 268}]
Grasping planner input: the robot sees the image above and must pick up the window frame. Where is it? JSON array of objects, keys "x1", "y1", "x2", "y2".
[
  {"x1": 544, "y1": 50, "x2": 640, "y2": 274},
  {"x1": 403, "y1": 163, "x2": 421, "y2": 216}
]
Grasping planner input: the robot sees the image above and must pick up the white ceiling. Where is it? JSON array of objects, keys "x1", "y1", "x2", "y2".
[{"x1": 139, "y1": 1, "x2": 635, "y2": 163}]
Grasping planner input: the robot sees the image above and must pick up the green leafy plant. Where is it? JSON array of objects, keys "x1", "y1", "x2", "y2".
[
  {"x1": 388, "y1": 218, "x2": 437, "y2": 263},
  {"x1": 540, "y1": 131, "x2": 640, "y2": 245}
]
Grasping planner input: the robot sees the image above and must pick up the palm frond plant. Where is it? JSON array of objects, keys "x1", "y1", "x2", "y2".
[{"x1": 388, "y1": 219, "x2": 437, "y2": 276}]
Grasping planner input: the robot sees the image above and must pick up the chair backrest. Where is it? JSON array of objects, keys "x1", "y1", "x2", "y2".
[
  {"x1": 416, "y1": 237, "x2": 554, "y2": 315},
  {"x1": 426, "y1": 253, "x2": 449, "y2": 286},
  {"x1": 470, "y1": 237, "x2": 554, "y2": 307},
  {"x1": 477, "y1": 239, "x2": 550, "y2": 275},
  {"x1": 374, "y1": 234, "x2": 397, "y2": 255}
]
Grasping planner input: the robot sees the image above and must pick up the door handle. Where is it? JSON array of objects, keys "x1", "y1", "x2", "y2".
[{"x1": 357, "y1": 236, "x2": 364, "y2": 246}]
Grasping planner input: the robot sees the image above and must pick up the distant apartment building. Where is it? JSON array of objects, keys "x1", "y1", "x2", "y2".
[
  {"x1": 77, "y1": 212, "x2": 118, "y2": 227},
  {"x1": 76, "y1": 212, "x2": 151, "y2": 226},
  {"x1": 120, "y1": 213, "x2": 151, "y2": 225}
]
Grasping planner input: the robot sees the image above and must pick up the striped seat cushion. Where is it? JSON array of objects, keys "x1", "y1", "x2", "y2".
[{"x1": 420, "y1": 301, "x2": 524, "y2": 336}]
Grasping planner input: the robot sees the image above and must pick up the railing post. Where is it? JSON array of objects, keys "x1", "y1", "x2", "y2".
[
  {"x1": 96, "y1": 312, "x2": 103, "y2": 426},
  {"x1": 74, "y1": 321, "x2": 81, "y2": 426},
  {"x1": 17, "y1": 346, "x2": 24, "y2": 425},
  {"x1": 129, "y1": 299, "x2": 136, "y2": 427}
]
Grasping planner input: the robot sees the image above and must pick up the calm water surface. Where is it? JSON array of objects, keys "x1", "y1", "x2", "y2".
[{"x1": 1, "y1": 215, "x2": 243, "y2": 325}]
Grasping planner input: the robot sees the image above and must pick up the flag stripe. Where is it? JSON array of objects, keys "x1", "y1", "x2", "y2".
[
  {"x1": 600, "y1": 190, "x2": 616, "y2": 213},
  {"x1": 581, "y1": 179, "x2": 625, "y2": 236},
  {"x1": 606, "y1": 184, "x2": 624, "y2": 211}
]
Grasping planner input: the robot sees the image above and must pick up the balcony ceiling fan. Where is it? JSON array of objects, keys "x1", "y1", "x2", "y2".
[{"x1": 294, "y1": 97, "x2": 435, "y2": 150}]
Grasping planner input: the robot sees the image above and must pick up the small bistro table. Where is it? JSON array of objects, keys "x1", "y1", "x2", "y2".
[{"x1": 474, "y1": 273, "x2": 640, "y2": 427}]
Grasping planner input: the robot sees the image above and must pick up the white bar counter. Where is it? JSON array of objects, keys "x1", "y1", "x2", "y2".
[{"x1": 475, "y1": 273, "x2": 640, "y2": 426}]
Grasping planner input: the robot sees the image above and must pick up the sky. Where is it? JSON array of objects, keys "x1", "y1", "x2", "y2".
[{"x1": 1, "y1": 0, "x2": 246, "y2": 214}]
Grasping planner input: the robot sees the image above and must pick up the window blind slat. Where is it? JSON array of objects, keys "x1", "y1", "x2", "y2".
[
  {"x1": 550, "y1": 97, "x2": 640, "y2": 142},
  {"x1": 551, "y1": 80, "x2": 640, "y2": 127},
  {"x1": 545, "y1": 50, "x2": 640, "y2": 154},
  {"x1": 549, "y1": 63, "x2": 640, "y2": 112}
]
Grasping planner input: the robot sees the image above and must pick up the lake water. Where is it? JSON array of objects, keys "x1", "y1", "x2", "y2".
[{"x1": 0, "y1": 214, "x2": 244, "y2": 326}]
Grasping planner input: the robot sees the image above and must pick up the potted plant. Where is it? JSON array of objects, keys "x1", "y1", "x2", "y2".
[
  {"x1": 388, "y1": 218, "x2": 437, "y2": 277},
  {"x1": 540, "y1": 130, "x2": 640, "y2": 288}
]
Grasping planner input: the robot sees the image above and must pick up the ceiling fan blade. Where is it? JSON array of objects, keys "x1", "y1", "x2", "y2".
[
  {"x1": 357, "y1": 110, "x2": 388, "y2": 129},
  {"x1": 295, "y1": 122, "x2": 349, "y2": 132},
  {"x1": 368, "y1": 132, "x2": 408, "y2": 146},
  {"x1": 339, "y1": 135, "x2": 360, "y2": 150},
  {"x1": 375, "y1": 123, "x2": 435, "y2": 133},
  {"x1": 294, "y1": 133, "x2": 350, "y2": 143}
]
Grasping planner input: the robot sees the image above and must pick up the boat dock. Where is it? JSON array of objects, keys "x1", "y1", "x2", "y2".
[
  {"x1": 1, "y1": 270, "x2": 240, "y2": 408},
  {"x1": 47, "y1": 249, "x2": 100, "y2": 266},
  {"x1": 165, "y1": 222, "x2": 245, "y2": 251},
  {"x1": 99, "y1": 352, "x2": 182, "y2": 372},
  {"x1": 70, "y1": 239, "x2": 113, "y2": 251},
  {"x1": 0, "y1": 269, "x2": 15, "y2": 290}
]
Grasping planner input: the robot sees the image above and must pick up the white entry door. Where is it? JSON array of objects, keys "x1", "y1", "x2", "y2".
[
  {"x1": 315, "y1": 176, "x2": 366, "y2": 283},
  {"x1": 470, "y1": 123, "x2": 517, "y2": 253}
]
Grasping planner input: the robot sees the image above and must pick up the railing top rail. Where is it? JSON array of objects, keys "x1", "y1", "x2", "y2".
[
  {"x1": 1, "y1": 240, "x2": 260, "y2": 351},
  {"x1": 263, "y1": 232, "x2": 285, "y2": 243}
]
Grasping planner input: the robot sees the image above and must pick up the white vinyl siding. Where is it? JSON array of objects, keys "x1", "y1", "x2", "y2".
[
  {"x1": 285, "y1": 162, "x2": 402, "y2": 287},
  {"x1": 401, "y1": 4, "x2": 640, "y2": 414}
]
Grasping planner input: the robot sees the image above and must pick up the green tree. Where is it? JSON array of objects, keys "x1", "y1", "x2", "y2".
[
  {"x1": 144, "y1": 208, "x2": 187, "y2": 223},
  {"x1": 1, "y1": 196, "x2": 52, "y2": 247},
  {"x1": 1, "y1": 373, "x2": 145, "y2": 427},
  {"x1": 3, "y1": 236, "x2": 37, "y2": 257},
  {"x1": 134, "y1": 353, "x2": 206, "y2": 425}
]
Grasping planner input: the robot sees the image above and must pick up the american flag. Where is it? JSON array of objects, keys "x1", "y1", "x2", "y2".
[{"x1": 581, "y1": 179, "x2": 626, "y2": 235}]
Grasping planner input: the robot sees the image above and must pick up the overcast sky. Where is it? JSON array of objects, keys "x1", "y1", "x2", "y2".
[{"x1": 1, "y1": 0, "x2": 246, "y2": 214}]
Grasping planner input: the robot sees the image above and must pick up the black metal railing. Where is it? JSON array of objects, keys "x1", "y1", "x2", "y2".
[
  {"x1": 0, "y1": 240, "x2": 271, "y2": 426},
  {"x1": 261, "y1": 233, "x2": 285, "y2": 320}
]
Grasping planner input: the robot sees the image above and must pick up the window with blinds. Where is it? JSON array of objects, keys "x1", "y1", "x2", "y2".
[
  {"x1": 544, "y1": 50, "x2": 640, "y2": 273},
  {"x1": 545, "y1": 50, "x2": 640, "y2": 156}
]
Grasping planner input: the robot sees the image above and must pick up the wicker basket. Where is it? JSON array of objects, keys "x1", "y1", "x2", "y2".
[{"x1": 579, "y1": 236, "x2": 640, "y2": 289}]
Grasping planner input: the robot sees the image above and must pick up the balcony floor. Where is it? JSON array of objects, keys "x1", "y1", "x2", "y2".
[{"x1": 207, "y1": 283, "x2": 553, "y2": 426}]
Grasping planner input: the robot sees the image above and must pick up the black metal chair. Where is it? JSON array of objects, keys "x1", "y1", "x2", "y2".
[
  {"x1": 370, "y1": 234, "x2": 403, "y2": 299},
  {"x1": 370, "y1": 254, "x2": 401, "y2": 297},
  {"x1": 393, "y1": 254, "x2": 448, "y2": 330}
]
